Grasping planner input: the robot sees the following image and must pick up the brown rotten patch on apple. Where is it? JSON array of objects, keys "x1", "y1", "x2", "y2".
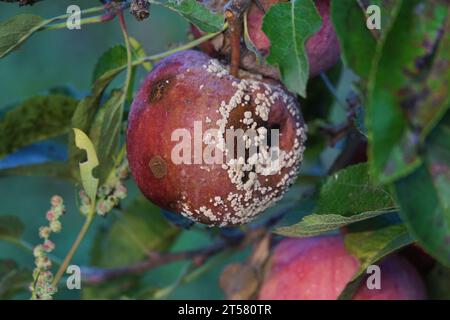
[{"x1": 127, "y1": 50, "x2": 307, "y2": 226}]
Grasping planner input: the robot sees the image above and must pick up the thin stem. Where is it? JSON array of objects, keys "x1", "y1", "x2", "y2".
[
  {"x1": 118, "y1": 11, "x2": 133, "y2": 101},
  {"x1": 44, "y1": 14, "x2": 107, "y2": 31},
  {"x1": 41, "y1": 4, "x2": 131, "y2": 31},
  {"x1": 43, "y1": 6, "x2": 106, "y2": 25},
  {"x1": 51, "y1": 214, "x2": 94, "y2": 288},
  {"x1": 225, "y1": 10, "x2": 242, "y2": 77},
  {"x1": 94, "y1": 26, "x2": 227, "y2": 81},
  {"x1": 136, "y1": 27, "x2": 227, "y2": 65},
  {"x1": 0, "y1": 5, "x2": 107, "y2": 59}
]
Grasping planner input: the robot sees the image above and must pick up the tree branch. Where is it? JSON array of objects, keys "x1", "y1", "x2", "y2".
[{"x1": 80, "y1": 209, "x2": 287, "y2": 285}]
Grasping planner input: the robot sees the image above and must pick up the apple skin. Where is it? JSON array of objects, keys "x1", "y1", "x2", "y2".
[
  {"x1": 247, "y1": 0, "x2": 340, "y2": 77},
  {"x1": 126, "y1": 50, "x2": 307, "y2": 226},
  {"x1": 259, "y1": 235, "x2": 427, "y2": 300},
  {"x1": 353, "y1": 252, "x2": 427, "y2": 300}
]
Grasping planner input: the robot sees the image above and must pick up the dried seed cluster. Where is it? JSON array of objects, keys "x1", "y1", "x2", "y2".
[{"x1": 30, "y1": 195, "x2": 65, "y2": 300}]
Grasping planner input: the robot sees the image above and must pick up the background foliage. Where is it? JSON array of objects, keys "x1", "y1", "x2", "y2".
[{"x1": 0, "y1": 0, "x2": 449, "y2": 300}]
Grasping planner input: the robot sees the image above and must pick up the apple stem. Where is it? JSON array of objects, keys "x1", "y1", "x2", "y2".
[
  {"x1": 225, "y1": 10, "x2": 242, "y2": 77},
  {"x1": 224, "y1": 0, "x2": 253, "y2": 77}
]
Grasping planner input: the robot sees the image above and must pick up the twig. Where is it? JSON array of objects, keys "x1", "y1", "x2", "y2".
[
  {"x1": 44, "y1": 13, "x2": 115, "y2": 31},
  {"x1": 137, "y1": 27, "x2": 227, "y2": 64},
  {"x1": 224, "y1": 0, "x2": 252, "y2": 77},
  {"x1": 225, "y1": 10, "x2": 242, "y2": 77},
  {"x1": 81, "y1": 242, "x2": 227, "y2": 284}
]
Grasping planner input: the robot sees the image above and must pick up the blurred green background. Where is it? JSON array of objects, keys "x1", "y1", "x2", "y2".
[
  {"x1": 0, "y1": 0, "x2": 350, "y2": 300},
  {"x1": 0, "y1": 1, "x2": 252, "y2": 299},
  {"x1": 0, "y1": 0, "x2": 189, "y2": 107}
]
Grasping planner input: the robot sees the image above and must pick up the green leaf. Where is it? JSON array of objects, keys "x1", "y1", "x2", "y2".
[
  {"x1": 416, "y1": 9, "x2": 450, "y2": 139},
  {"x1": 262, "y1": 0, "x2": 322, "y2": 97},
  {"x1": 394, "y1": 112, "x2": 450, "y2": 267},
  {"x1": 92, "y1": 45, "x2": 127, "y2": 84},
  {"x1": 339, "y1": 214, "x2": 413, "y2": 299},
  {"x1": 71, "y1": 45, "x2": 128, "y2": 141},
  {"x1": 69, "y1": 57, "x2": 127, "y2": 180},
  {"x1": 72, "y1": 128, "x2": 99, "y2": 209},
  {"x1": 275, "y1": 211, "x2": 390, "y2": 237},
  {"x1": 367, "y1": 0, "x2": 449, "y2": 184},
  {"x1": 90, "y1": 196, "x2": 179, "y2": 268},
  {"x1": 158, "y1": 0, "x2": 224, "y2": 33},
  {"x1": 0, "y1": 14, "x2": 45, "y2": 59},
  {"x1": 92, "y1": 64, "x2": 128, "y2": 97},
  {"x1": 89, "y1": 90, "x2": 124, "y2": 184},
  {"x1": 331, "y1": 0, "x2": 402, "y2": 79},
  {"x1": 0, "y1": 95, "x2": 78, "y2": 159},
  {"x1": 331, "y1": 0, "x2": 377, "y2": 80},
  {"x1": 0, "y1": 215, "x2": 25, "y2": 242},
  {"x1": 274, "y1": 164, "x2": 396, "y2": 236},
  {"x1": 315, "y1": 163, "x2": 395, "y2": 216},
  {"x1": 0, "y1": 260, "x2": 31, "y2": 299}
]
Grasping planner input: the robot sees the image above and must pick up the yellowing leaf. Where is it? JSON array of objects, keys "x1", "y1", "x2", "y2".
[{"x1": 72, "y1": 128, "x2": 99, "y2": 209}]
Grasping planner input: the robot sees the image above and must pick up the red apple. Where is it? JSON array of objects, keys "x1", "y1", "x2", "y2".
[
  {"x1": 126, "y1": 50, "x2": 307, "y2": 226},
  {"x1": 259, "y1": 235, "x2": 427, "y2": 300}
]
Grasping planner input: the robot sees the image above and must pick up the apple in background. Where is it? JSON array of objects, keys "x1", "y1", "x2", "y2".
[
  {"x1": 259, "y1": 235, "x2": 427, "y2": 300},
  {"x1": 247, "y1": 0, "x2": 340, "y2": 77},
  {"x1": 126, "y1": 50, "x2": 307, "y2": 227},
  {"x1": 193, "y1": 0, "x2": 341, "y2": 78}
]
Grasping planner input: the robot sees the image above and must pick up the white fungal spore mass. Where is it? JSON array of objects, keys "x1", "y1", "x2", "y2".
[{"x1": 179, "y1": 57, "x2": 307, "y2": 226}]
